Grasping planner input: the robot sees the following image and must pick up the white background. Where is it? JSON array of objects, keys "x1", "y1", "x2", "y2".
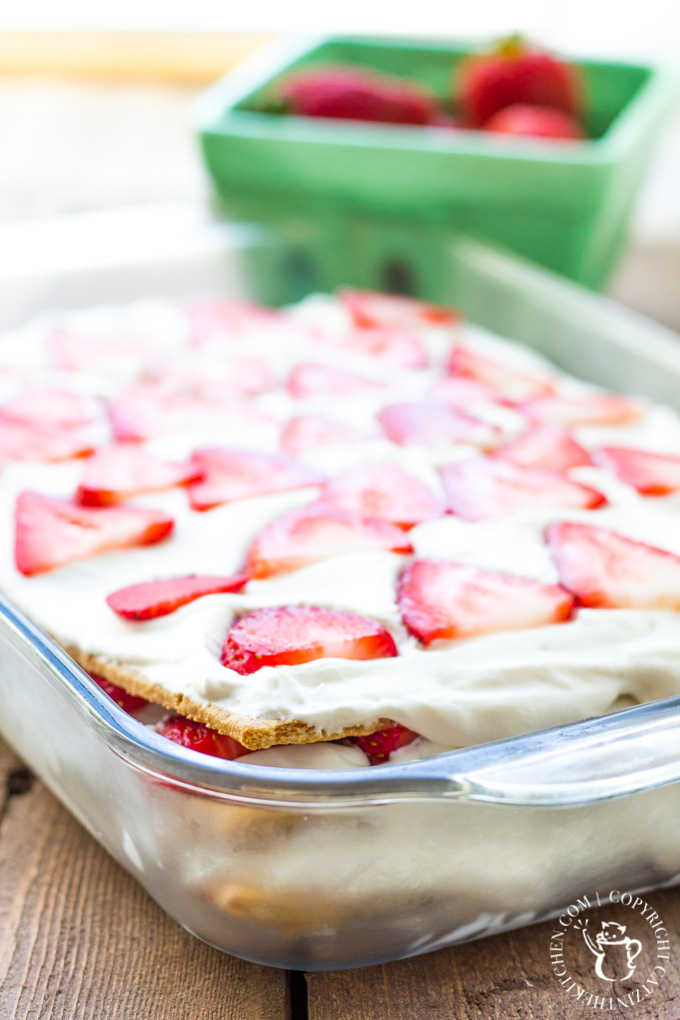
[{"x1": 0, "y1": 0, "x2": 678, "y2": 63}]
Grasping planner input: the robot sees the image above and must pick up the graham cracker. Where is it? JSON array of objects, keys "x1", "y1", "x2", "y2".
[{"x1": 65, "y1": 644, "x2": 392, "y2": 751}]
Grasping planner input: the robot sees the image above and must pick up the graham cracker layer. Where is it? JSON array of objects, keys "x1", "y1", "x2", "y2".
[{"x1": 65, "y1": 644, "x2": 392, "y2": 751}]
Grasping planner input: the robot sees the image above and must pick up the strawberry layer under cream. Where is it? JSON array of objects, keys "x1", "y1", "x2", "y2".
[{"x1": 3, "y1": 295, "x2": 680, "y2": 762}]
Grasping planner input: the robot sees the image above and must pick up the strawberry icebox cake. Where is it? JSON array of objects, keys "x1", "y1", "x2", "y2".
[{"x1": 2, "y1": 287, "x2": 680, "y2": 773}]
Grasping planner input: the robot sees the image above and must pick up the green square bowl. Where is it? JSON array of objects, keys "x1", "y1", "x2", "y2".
[{"x1": 195, "y1": 35, "x2": 677, "y2": 298}]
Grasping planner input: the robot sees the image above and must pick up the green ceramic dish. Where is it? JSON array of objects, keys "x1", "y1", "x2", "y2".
[{"x1": 195, "y1": 35, "x2": 677, "y2": 296}]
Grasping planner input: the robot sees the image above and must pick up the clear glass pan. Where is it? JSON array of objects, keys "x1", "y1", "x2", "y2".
[{"x1": 2, "y1": 205, "x2": 680, "y2": 970}]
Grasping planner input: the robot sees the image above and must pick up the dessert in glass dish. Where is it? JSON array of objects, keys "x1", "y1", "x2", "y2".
[{"x1": 2, "y1": 286, "x2": 680, "y2": 774}]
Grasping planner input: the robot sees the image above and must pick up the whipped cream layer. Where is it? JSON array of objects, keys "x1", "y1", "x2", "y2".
[{"x1": 2, "y1": 294, "x2": 680, "y2": 760}]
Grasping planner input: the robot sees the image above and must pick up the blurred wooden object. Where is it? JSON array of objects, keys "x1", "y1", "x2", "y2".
[{"x1": 0, "y1": 33, "x2": 271, "y2": 83}]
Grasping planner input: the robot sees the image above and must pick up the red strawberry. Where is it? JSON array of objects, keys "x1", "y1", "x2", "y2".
[
  {"x1": 0, "y1": 421, "x2": 94, "y2": 465},
  {"x1": 546, "y1": 521, "x2": 680, "y2": 609},
  {"x1": 320, "y1": 460, "x2": 444, "y2": 529},
  {"x1": 345, "y1": 724, "x2": 419, "y2": 765},
  {"x1": 14, "y1": 491, "x2": 173, "y2": 575},
  {"x1": 339, "y1": 288, "x2": 459, "y2": 328},
  {"x1": 221, "y1": 606, "x2": 398, "y2": 675},
  {"x1": 185, "y1": 299, "x2": 284, "y2": 344},
  {"x1": 188, "y1": 448, "x2": 322, "y2": 512},
  {"x1": 106, "y1": 574, "x2": 249, "y2": 621},
  {"x1": 109, "y1": 385, "x2": 269, "y2": 441},
  {"x1": 148, "y1": 355, "x2": 273, "y2": 399},
  {"x1": 246, "y1": 506, "x2": 412, "y2": 579},
  {"x1": 427, "y1": 376, "x2": 499, "y2": 410},
  {"x1": 90, "y1": 673, "x2": 150, "y2": 714},
  {"x1": 595, "y1": 447, "x2": 680, "y2": 496},
  {"x1": 48, "y1": 330, "x2": 152, "y2": 375},
  {"x1": 447, "y1": 344, "x2": 554, "y2": 400},
  {"x1": 398, "y1": 559, "x2": 573, "y2": 645},
  {"x1": 378, "y1": 402, "x2": 494, "y2": 447},
  {"x1": 458, "y1": 37, "x2": 582, "y2": 127},
  {"x1": 160, "y1": 715, "x2": 250, "y2": 760},
  {"x1": 108, "y1": 385, "x2": 188, "y2": 441},
  {"x1": 76, "y1": 445, "x2": 202, "y2": 506},
  {"x1": 280, "y1": 66, "x2": 436, "y2": 125},
  {"x1": 519, "y1": 392, "x2": 643, "y2": 427},
  {"x1": 484, "y1": 104, "x2": 584, "y2": 140},
  {"x1": 491, "y1": 426, "x2": 592, "y2": 472},
  {"x1": 327, "y1": 327, "x2": 428, "y2": 369},
  {"x1": 0, "y1": 387, "x2": 97, "y2": 429},
  {"x1": 288, "y1": 362, "x2": 383, "y2": 399},
  {"x1": 280, "y1": 415, "x2": 369, "y2": 455},
  {"x1": 441, "y1": 457, "x2": 606, "y2": 521}
]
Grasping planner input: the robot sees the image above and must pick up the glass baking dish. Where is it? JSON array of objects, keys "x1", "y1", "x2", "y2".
[{"x1": 2, "y1": 204, "x2": 680, "y2": 971}]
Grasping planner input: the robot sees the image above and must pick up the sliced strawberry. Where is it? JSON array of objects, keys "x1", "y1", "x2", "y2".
[
  {"x1": 185, "y1": 299, "x2": 284, "y2": 344},
  {"x1": 339, "y1": 289, "x2": 459, "y2": 328},
  {"x1": 160, "y1": 715, "x2": 250, "y2": 760},
  {"x1": 546, "y1": 521, "x2": 680, "y2": 609},
  {"x1": 398, "y1": 559, "x2": 574, "y2": 645},
  {"x1": 288, "y1": 362, "x2": 383, "y2": 399},
  {"x1": 246, "y1": 506, "x2": 412, "y2": 578},
  {"x1": 447, "y1": 344, "x2": 554, "y2": 401},
  {"x1": 147, "y1": 355, "x2": 273, "y2": 399},
  {"x1": 108, "y1": 385, "x2": 183, "y2": 440},
  {"x1": 280, "y1": 415, "x2": 369, "y2": 455},
  {"x1": 213, "y1": 355, "x2": 273, "y2": 397},
  {"x1": 76, "y1": 445, "x2": 202, "y2": 506},
  {"x1": 0, "y1": 420, "x2": 94, "y2": 465},
  {"x1": 0, "y1": 387, "x2": 97, "y2": 429},
  {"x1": 378, "y1": 402, "x2": 494, "y2": 447},
  {"x1": 187, "y1": 448, "x2": 322, "y2": 512},
  {"x1": 14, "y1": 491, "x2": 173, "y2": 575},
  {"x1": 519, "y1": 392, "x2": 643, "y2": 427},
  {"x1": 109, "y1": 384, "x2": 269, "y2": 441},
  {"x1": 90, "y1": 673, "x2": 150, "y2": 714},
  {"x1": 106, "y1": 573, "x2": 248, "y2": 621},
  {"x1": 345, "y1": 724, "x2": 419, "y2": 764},
  {"x1": 441, "y1": 457, "x2": 606, "y2": 521},
  {"x1": 221, "y1": 606, "x2": 398, "y2": 675},
  {"x1": 427, "y1": 376, "x2": 499, "y2": 410},
  {"x1": 48, "y1": 330, "x2": 152, "y2": 375},
  {"x1": 595, "y1": 447, "x2": 680, "y2": 496},
  {"x1": 491, "y1": 426, "x2": 592, "y2": 472},
  {"x1": 320, "y1": 461, "x2": 444, "y2": 529},
  {"x1": 329, "y1": 327, "x2": 427, "y2": 369}
]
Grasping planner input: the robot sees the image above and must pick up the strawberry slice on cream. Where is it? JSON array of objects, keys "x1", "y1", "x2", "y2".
[
  {"x1": 221, "y1": 606, "x2": 398, "y2": 675},
  {"x1": 441, "y1": 456, "x2": 606, "y2": 521},
  {"x1": 14, "y1": 491, "x2": 173, "y2": 576}
]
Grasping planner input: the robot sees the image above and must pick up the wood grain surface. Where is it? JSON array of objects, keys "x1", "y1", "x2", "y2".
[
  {"x1": 307, "y1": 892, "x2": 680, "y2": 1020},
  {"x1": 0, "y1": 740, "x2": 288, "y2": 1020},
  {"x1": 2, "y1": 734, "x2": 680, "y2": 1018}
]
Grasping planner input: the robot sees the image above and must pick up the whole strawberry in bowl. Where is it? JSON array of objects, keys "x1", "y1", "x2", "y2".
[
  {"x1": 279, "y1": 65, "x2": 436, "y2": 126},
  {"x1": 457, "y1": 36, "x2": 583, "y2": 128},
  {"x1": 483, "y1": 104, "x2": 584, "y2": 141}
]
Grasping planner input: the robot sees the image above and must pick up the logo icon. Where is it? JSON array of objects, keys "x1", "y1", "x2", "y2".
[
  {"x1": 579, "y1": 919, "x2": 642, "y2": 982},
  {"x1": 549, "y1": 890, "x2": 672, "y2": 1009}
]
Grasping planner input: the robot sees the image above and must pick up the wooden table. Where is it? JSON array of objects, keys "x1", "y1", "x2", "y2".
[{"x1": 1, "y1": 734, "x2": 679, "y2": 1019}]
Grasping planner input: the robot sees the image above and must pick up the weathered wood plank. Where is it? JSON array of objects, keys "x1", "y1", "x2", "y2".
[
  {"x1": 0, "y1": 740, "x2": 288, "y2": 1020},
  {"x1": 307, "y1": 889, "x2": 680, "y2": 1019}
]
